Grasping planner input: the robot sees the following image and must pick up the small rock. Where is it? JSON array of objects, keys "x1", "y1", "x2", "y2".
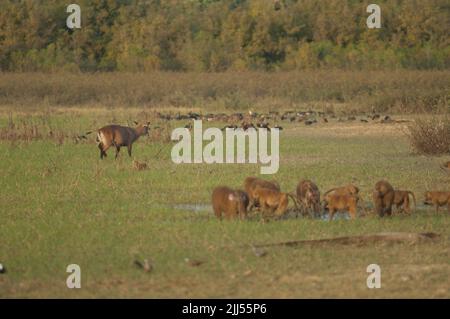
[{"x1": 251, "y1": 246, "x2": 267, "y2": 257}]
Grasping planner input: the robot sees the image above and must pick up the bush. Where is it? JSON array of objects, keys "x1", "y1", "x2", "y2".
[{"x1": 408, "y1": 117, "x2": 450, "y2": 155}]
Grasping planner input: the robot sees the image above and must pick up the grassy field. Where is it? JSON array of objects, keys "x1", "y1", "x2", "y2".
[{"x1": 1, "y1": 105, "x2": 449, "y2": 298}]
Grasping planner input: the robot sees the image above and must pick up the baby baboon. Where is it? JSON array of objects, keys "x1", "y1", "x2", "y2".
[
  {"x1": 133, "y1": 160, "x2": 148, "y2": 171},
  {"x1": 373, "y1": 180, "x2": 395, "y2": 217},
  {"x1": 423, "y1": 191, "x2": 450, "y2": 213},
  {"x1": 393, "y1": 190, "x2": 416, "y2": 214},
  {"x1": 327, "y1": 193, "x2": 358, "y2": 221},
  {"x1": 296, "y1": 179, "x2": 321, "y2": 217},
  {"x1": 252, "y1": 186, "x2": 298, "y2": 218},
  {"x1": 244, "y1": 176, "x2": 280, "y2": 210},
  {"x1": 211, "y1": 186, "x2": 249, "y2": 220}
]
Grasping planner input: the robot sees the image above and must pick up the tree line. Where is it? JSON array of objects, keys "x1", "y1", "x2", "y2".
[{"x1": 0, "y1": 0, "x2": 448, "y2": 72}]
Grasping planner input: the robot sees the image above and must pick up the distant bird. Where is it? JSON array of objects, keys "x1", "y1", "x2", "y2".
[
  {"x1": 360, "y1": 119, "x2": 368, "y2": 123},
  {"x1": 305, "y1": 119, "x2": 317, "y2": 125},
  {"x1": 380, "y1": 115, "x2": 393, "y2": 123},
  {"x1": 257, "y1": 122, "x2": 270, "y2": 129},
  {"x1": 188, "y1": 112, "x2": 201, "y2": 120},
  {"x1": 157, "y1": 112, "x2": 171, "y2": 121},
  {"x1": 272, "y1": 125, "x2": 283, "y2": 130},
  {"x1": 184, "y1": 123, "x2": 193, "y2": 130},
  {"x1": 134, "y1": 259, "x2": 153, "y2": 273},
  {"x1": 221, "y1": 124, "x2": 238, "y2": 131},
  {"x1": 0, "y1": 263, "x2": 6, "y2": 274},
  {"x1": 241, "y1": 122, "x2": 256, "y2": 131},
  {"x1": 185, "y1": 258, "x2": 205, "y2": 267}
]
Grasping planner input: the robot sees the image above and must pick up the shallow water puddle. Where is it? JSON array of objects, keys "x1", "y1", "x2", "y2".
[{"x1": 173, "y1": 203, "x2": 212, "y2": 213}]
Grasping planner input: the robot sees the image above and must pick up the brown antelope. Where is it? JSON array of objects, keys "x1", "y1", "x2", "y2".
[{"x1": 91, "y1": 122, "x2": 150, "y2": 159}]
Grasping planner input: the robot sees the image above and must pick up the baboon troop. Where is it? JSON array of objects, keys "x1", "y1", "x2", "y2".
[{"x1": 212, "y1": 175, "x2": 447, "y2": 221}]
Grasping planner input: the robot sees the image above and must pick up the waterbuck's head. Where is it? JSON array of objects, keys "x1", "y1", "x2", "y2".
[{"x1": 134, "y1": 121, "x2": 151, "y2": 136}]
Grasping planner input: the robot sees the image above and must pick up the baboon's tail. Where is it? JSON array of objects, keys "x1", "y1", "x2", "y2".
[
  {"x1": 286, "y1": 193, "x2": 300, "y2": 210},
  {"x1": 408, "y1": 191, "x2": 417, "y2": 211},
  {"x1": 323, "y1": 188, "x2": 337, "y2": 197}
]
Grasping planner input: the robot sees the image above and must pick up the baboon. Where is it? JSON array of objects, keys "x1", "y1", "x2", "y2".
[
  {"x1": 373, "y1": 180, "x2": 395, "y2": 217},
  {"x1": 133, "y1": 160, "x2": 148, "y2": 171},
  {"x1": 252, "y1": 186, "x2": 298, "y2": 218},
  {"x1": 88, "y1": 122, "x2": 150, "y2": 159},
  {"x1": 296, "y1": 180, "x2": 321, "y2": 217},
  {"x1": 323, "y1": 184, "x2": 366, "y2": 215},
  {"x1": 211, "y1": 186, "x2": 249, "y2": 220},
  {"x1": 327, "y1": 193, "x2": 358, "y2": 221},
  {"x1": 244, "y1": 177, "x2": 280, "y2": 211},
  {"x1": 393, "y1": 190, "x2": 416, "y2": 214},
  {"x1": 423, "y1": 191, "x2": 450, "y2": 213},
  {"x1": 324, "y1": 184, "x2": 359, "y2": 197}
]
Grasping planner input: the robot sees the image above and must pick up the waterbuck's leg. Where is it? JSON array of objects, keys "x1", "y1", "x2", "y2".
[
  {"x1": 127, "y1": 144, "x2": 132, "y2": 157},
  {"x1": 115, "y1": 145, "x2": 121, "y2": 159},
  {"x1": 98, "y1": 143, "x2": 105, "y2": 159}
]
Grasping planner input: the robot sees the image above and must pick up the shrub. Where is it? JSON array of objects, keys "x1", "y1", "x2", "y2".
[{"x1": 407, "y1": 116, "x2": 450, "y2": 155}]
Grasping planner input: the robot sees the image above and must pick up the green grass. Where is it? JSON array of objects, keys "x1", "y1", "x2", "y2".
[{"x1": 0, "y1": 110, "x2": 449, "y2": 298}]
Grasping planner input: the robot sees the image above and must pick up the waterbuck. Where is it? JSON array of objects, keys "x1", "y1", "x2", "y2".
[{"x1": 92, "y1": 121, "x2": 150, "y2": 159}]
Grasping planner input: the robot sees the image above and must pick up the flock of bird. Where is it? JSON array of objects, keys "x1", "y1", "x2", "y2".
[{"x1": 155, "y1": 109, "x2": 406, "y2": 131}]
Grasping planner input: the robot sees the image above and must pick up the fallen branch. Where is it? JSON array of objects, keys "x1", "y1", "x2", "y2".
[{"x1": 252, "y1": 232, "x2": 440, "y2": 248}]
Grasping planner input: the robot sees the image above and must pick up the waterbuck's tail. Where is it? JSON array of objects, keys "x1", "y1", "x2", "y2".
[{"x1": 75, "y1": 131, "x2": 94, "y2": 141}]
